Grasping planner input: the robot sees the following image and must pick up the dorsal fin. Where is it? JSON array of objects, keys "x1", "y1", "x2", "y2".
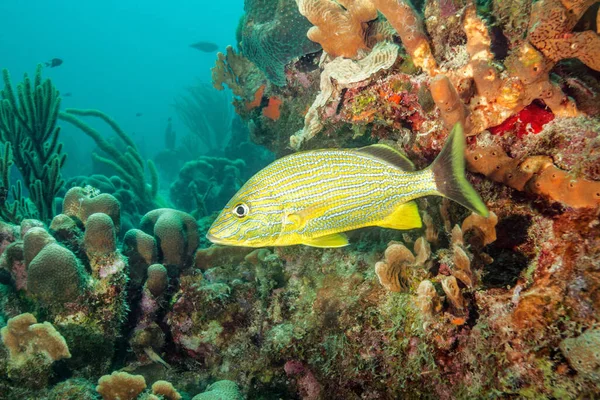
[{"x1": 357, "y1": 144, "x2": 415, "y2": 171}]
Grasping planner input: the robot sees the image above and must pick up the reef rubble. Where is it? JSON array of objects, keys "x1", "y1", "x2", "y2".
[{"x1": 1, "y1": 0, "x2": 600, "y2": 399}]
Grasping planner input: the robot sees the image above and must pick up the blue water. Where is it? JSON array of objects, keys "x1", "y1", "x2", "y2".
[{"x1": 0, "y1": 0, "x2": 243, "y2": 170}]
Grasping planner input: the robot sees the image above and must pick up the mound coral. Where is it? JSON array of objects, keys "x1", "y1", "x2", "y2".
[
  {"x1": 140, "y1": 208, "x2": 198, "y2": 268},
  {"x1": 26, "y1": 232, "x2": 86, "y2": 306},
  {"x1": 62, "y1": 186, "x2": 121, "y2": 233},
  {"x1": 84, "y1": 213, "x2": 117, "y2": 257},
  {"x1": 122, "y1": 228, "x2": 158, "y2": 285},
  {"x1": 560, "y1": 328, "x2": 600, "y2": 384}
]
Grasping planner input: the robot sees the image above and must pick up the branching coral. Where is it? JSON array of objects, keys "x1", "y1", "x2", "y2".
[
  {"x1": 291, "y1": 41, "x2": 400, "y2": 149},
  {"x1": 296, "y1": 0, "x2": 377, "y2": 58},
  {"x1": 0, "y1": 143, "x2": 37, "y2": 223},
  {"x1": 0, "y1": 66, "x2": 66, "y2": 222},
  {"x1": 58, "y1": 109, "x2": 159, "y2": 211}
]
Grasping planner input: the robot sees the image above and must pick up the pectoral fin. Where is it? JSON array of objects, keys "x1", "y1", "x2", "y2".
[
  {"x1": 378, "y1": 201, "x2": 422, "y2": 230},
  {"x1": 302, "y1": 233, "x2": 349, "y2": 248}
]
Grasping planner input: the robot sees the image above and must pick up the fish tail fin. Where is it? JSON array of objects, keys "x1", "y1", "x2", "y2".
[{"x1": 430, "y1": 123, "x2": 489, "y2": 216}]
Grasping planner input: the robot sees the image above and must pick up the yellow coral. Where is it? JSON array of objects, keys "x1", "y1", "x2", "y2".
[
  {"x1": 297, "y1": 0, "x2": 377, "y2": 58},
  {"x1": 375, "y1": 242, "x2": 415, "y2": 292},
  {"x1": 1, "y1": 313, "x2": 71, "y2": 368},
  {"x1": 96, "y1": 371, "x2": 147, "y2": 400},
  {"x1": 152, "y1": 380, "x2": 182, "y2": 400}
]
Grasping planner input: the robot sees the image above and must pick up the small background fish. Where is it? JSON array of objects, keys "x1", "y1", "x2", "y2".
[
  {"x1": 45, "y1": 58, "x2": 63, "y2": 68},
  {"x1": 190, "y1": 41, "x2": 219, "y2": 52}
]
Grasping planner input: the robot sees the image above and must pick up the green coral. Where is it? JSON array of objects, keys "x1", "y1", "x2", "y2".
[
  {"x1": 192, "y1": 380, "x2": 244, "y2": 400},
  {"x1": 0, "y1": 66, "x2": 66, "y2": 222},
  {"x1": 240, "y1": 0, "x2": 321, "y2": 86}
]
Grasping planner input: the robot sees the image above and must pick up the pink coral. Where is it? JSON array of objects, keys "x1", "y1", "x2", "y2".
[{"x1": 284, "y1": 360, "x2": 323, "y2": 400}]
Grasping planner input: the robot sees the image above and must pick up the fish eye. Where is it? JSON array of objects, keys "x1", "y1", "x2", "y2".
[{"x1": 232, "y1": 203, "x2": 249, "y2": 218}]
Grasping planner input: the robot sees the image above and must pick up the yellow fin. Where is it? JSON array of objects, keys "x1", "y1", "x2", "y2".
[
  {"x1": 302, "y1": 233, "x2": 349, "y2": 248},
  {"x1": 378, "y1": 201, "x2": 422, "y2": 230}
]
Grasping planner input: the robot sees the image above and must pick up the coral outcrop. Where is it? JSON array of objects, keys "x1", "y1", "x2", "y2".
[
  {"x1": 1, "y1": 313, "x2": 71, "y2": 388},
  {"x1": 139, "y1": 208, "x2": 198, "y2": 268},
  {"x1": 296, "y1": 0, "x2": 377, "y2": 58}
]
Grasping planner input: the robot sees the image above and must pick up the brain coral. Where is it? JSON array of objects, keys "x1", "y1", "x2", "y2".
[
  {"x1": 23, "y1": 227, "x2": 56, "y2": 267},
  {"x1": 63, "y1": 186, "x2": 121, "y2": 233},
  {"x1": 140, "y1": 209, "x2": 199, "y2": 267},
  {"x1": 192, "y1": 380, "x2": 243, "y2": 400},
  {"x1": 240, "y1": 0, "x2": 321, "y2": 86},
  {"x1": 84, "y1": 212, "x2": 117, "y2": 256},
  {"x1": 27, "y1": 242, "x2": 86, "y2": 305},
  {"x1": 145, "y1": 264, "x2": 168, "y2": 297}
]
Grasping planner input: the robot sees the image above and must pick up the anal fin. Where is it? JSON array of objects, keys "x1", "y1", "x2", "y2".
[
  {"x1": 378, "y1": 201, "x2": 422, "y2": 230},
  {"x1": 302, "y1": 233, "x2": 350, "y2": 248}
]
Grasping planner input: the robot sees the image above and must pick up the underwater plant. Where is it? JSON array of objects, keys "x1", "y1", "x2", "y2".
[
  {"x1": 0, "y1": 65, "x2": 66, "y2": 223},
  {"x1": 173, "y1": 81, "x2": 233, "y2": 155}
]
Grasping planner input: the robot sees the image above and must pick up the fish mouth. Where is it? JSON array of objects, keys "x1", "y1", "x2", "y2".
[
  {"x1": 206, "y1": 232, "x2": 241, "y2": 246},
  {"x1": 206, "y1": 232, "x2": 228, "y2": 245}
]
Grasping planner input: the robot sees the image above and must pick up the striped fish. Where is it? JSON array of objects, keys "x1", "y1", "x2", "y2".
[{"x1": 207, "y1": 124, "x2": 488, "y2": 248}]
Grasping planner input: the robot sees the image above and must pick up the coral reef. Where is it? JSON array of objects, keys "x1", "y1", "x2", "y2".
[
  {"x1": 291, "y1": 41, "x2": 400, "y2": 149},
  {"x1": 1, "y1": 1, "x2": 600, "y2": 399}
]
